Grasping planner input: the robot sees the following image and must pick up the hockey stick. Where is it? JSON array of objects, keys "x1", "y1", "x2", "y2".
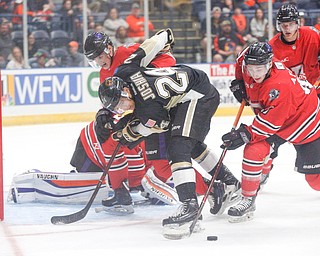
[
  {"x1": 189, "y1": 100, "x2": 246, "y2": 235},
  {"x1": 51, "y1": 142, "x2": 122, "y2": 225}
]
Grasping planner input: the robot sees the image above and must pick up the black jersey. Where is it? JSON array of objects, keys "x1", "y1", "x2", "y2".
[{"x1": 114, "y1": 49, "x2": 219, "y2": 132}]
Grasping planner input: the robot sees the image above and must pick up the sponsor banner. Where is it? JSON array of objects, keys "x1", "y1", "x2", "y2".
[{"x1": 1, "y1": 64, "x2": 249, "y2": 125}]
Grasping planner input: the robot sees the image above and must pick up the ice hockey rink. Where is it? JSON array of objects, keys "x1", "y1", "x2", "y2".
[{"x1": 2, "y1": 115, "x2": 320, "y2": 256}]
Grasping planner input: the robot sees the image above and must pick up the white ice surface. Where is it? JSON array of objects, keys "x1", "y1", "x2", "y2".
[{"x1": 1, "y1": 115, "x2": 320, "y2": 256}]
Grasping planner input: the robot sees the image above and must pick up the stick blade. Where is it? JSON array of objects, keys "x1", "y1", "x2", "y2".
[{"x1": 51, "y1": 209, "x2": 87, "y2": 225}]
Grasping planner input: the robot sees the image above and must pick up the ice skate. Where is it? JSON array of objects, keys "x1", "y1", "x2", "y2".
[
  {"x1": 101, "y1": 187, "x2": 134, "y2": 214},
  {"x1": 208, "y1": 181, "x2": 241, "y2": 215},
  {"x1": 228, "y1": 196, "x2": 256, "y2": 223},
  {"x1": 162, "y1": 198, "x2": 202, "y2": 240}
]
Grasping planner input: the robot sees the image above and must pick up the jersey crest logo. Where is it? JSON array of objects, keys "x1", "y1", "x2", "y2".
[{"x1": 269, "y1": 89, "x2": 280, "y2": 101}]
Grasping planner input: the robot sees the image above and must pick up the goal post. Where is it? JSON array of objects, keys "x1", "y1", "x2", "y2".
[{"x1": 0, "y1": 69, "x2": 3, "y2": 221}]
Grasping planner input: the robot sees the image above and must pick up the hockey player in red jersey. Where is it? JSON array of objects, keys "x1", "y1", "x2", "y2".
[
  {"x1": 98, "y1": 29, "x2": 240, "y2": 239},
  {"x1": 269, "y1": 4, "x2": 320, "y2": 93},
  {"x1": 71, "y1": 31, "x2": 179, "y2": 210},
  {"x1": 262, "y1": 3, "x2": 320, "y2": 186},
  {"x1": 222, "y1": 42, "x2": 320, "y2": 223}
]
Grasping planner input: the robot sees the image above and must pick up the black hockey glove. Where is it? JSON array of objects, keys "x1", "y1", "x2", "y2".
[
  {"x1": 230, "y1": 79, "x2": 248, "y2": 105},
  {"x1": 265, "y1": 134, "x2": 287, "y2": 159},
  {"x1": 94, "y1": 108, "x2": 114, "y2": 143},
  {"x1": 221, "y1": 124, "x2": 251, "y2": 150},
  {"x1": 112, "y1": 119, "x2": 143, "y2": 146}
]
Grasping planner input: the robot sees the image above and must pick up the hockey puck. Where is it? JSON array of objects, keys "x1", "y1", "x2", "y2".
[{"x1": 207, "y1": 235, "x2": 218, "y2": 241}]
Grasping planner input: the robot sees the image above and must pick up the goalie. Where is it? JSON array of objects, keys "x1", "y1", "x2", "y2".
[{"x1": 7, "y1": 110, "x2": 179, "y2": 208}]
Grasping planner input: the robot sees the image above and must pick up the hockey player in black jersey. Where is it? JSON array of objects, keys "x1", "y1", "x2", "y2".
[{"x1": 98, "y1": 29, "x2": 240, "y2": 239}]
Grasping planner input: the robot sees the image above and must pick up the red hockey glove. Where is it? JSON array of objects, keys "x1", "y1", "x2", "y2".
[{"x1": 221, "y1": 124, "x2": 251, "y2": 150}]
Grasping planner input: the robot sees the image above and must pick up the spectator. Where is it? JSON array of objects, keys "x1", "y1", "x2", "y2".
[
  {"x1": 314, "y1": 15, "x2": 320, "y2": 31},
  {"x1": 213, "y1": 19, "x2": 246, "y2": 62},
  {"x1": 250, "y1": 7, "x2": 268, "y2": 41},
  {"x1": 59, "y1": 0, "x2": 74, "y2": 34},
  {"x1": 126, "y1": 3, "x2": 155, "y2": 43},
  {"x1": 257, "y1": 0, "x2": 275, "y2": 10},
  {"x1": 220, "y1": 0, "x2": 235, "y2": 14},
  {"x1": 225, "y1": 44, "x2": 243, "y2": 63},
  {"x1": 234, "y1": 0, "x2": 258, "y2": 10},
  {"x1": 0, "y1": 19, "x2": 13, "y2": 60},
  {"x1": 28, "y1": 33, "x2": 40, "y2": 58},
  {"x1": 200, "y1": 7, "x2": 223, "y2": 57},
  {"x1": 112, "y1": 26, "x2": 135, "y2": 48},
  {"x1": 12, "y1": 0, "x2": 23, "y2": 30},
  {"x1": 0, "y1": 0, "x2": 11, "y2": 13},
  {"x1": 103, "y1": 7, "x2": 128, "y2": 38},
  {"x1": 67, "y1": 41, "x2": 84, "y2": 67},
  {"x1": 231, "y1": 7, "x2": 250, "y2": 36},
  {"x1": 32, "y1": 50, "x2": 56, "y2": 68},
  {"x1": 0, "y1": 54, "x2": 7, "y2": 69},
  {"x1": 6, "y1": 46, "x2": 25, "y2": 69}
]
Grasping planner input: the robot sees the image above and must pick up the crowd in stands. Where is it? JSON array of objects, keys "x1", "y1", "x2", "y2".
[{"x1": 0, "y1": 0, "x2": 320, "y2": 68}]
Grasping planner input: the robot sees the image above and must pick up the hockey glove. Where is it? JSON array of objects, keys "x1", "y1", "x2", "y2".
[
  {"x1": 112, "y1": 119, "x2": 143, "y2": 146},
  {"x1": 230, "y1": 79, "x2": 249, "y2": 105},
  {"x1": 156, "y1": 28, "x2": 175, "y2": 48},
  {"x1": 221, "y1": 124, "x2": 251, "y2": 150},
  {"x1": 265, "y1": 134, "x2": 286, "y2": 159},
  {"x1": 94, "y1": 108, "x2": 115, "y2": 143}
]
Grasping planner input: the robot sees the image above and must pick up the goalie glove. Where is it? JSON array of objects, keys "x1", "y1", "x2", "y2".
[
  {"x1": 112, "y1": 119, "x2": 143, "y2": 146},
  {"x1": 221, "y1": 124, "x2": 251, "y2": 150}
]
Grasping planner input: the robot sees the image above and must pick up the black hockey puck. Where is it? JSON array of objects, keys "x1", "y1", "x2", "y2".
[{"x1": 207, "y1": 235, "x2": 218, "y2": 241}]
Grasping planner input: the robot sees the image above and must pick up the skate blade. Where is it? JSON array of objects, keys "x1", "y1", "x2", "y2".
[
  {"x1": 95, "y1": 205, "x2": 134, "y2": 215},
  {"x1": 216, "y1": 193, "x2": 241, "y2": 215},
  {"x1": 162, "y1": 221, "x2": 203, "y2": 240},
  {"x1": 228, "y1": 212, "x2": 254, "y2": 223}
]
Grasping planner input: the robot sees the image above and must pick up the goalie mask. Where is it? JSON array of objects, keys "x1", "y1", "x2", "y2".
[
  {"x1": 84, "y1": 32, "x2": 114, "y2": 68},
  {"x1": 276, "y1": 4, "x2": 300, "y2": 32},
  {"x1": 243, "y1": 42, "x2": 273, "y2": 82},
  {"x1": 99, "y1": 77, "x2": 131, "y2": 114}
]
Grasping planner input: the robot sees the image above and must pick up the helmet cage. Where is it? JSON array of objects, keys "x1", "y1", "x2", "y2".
[{"x1": 98, "y1": 77, "x2": 127, "y2": 112}]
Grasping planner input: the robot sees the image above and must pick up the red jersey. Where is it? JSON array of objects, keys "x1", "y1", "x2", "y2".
[
  {"x1": 235, "y1": 52, "x2": 320, "y2": 145},
  {"x1": 100, "y1": 44, "x2": 176, "y2": 83},
  {"x1": 269, "y1": 26, "x2": 320, "y2": 89}
]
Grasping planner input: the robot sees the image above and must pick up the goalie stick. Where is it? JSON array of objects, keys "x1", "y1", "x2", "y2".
[
  {"x1": 189, "y1": 101, "x2": 246, "y2": 236},
  {"x1": 51, "y1": 142, "x2": 121, "y2": 225}
]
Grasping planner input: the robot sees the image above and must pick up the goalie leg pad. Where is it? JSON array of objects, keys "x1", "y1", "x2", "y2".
[{"x1": 141, "y1": 168, "x2": 179, "y2": 205}]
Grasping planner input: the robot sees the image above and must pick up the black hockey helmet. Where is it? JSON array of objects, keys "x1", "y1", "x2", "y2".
[
  {"x1": 244, "y1": 42, "x2": 273, "y2": 65},
  {"x1": 276, "y1": 4, "x2": 300, "y2": 31},
  {"x1": 98, "y1": 77, "x2": 127, "y2": 112},
  {"x1": 276, "y1": 4, "x2": 300, "y2": 23},
  {"x1": 84, "y1": 32, "x2": 113, "y2": 60}
]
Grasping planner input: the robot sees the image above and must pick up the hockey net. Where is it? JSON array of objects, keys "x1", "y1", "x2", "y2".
[{"x1": 0, "y1": 69, "x2": 3, "y2": 221}]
